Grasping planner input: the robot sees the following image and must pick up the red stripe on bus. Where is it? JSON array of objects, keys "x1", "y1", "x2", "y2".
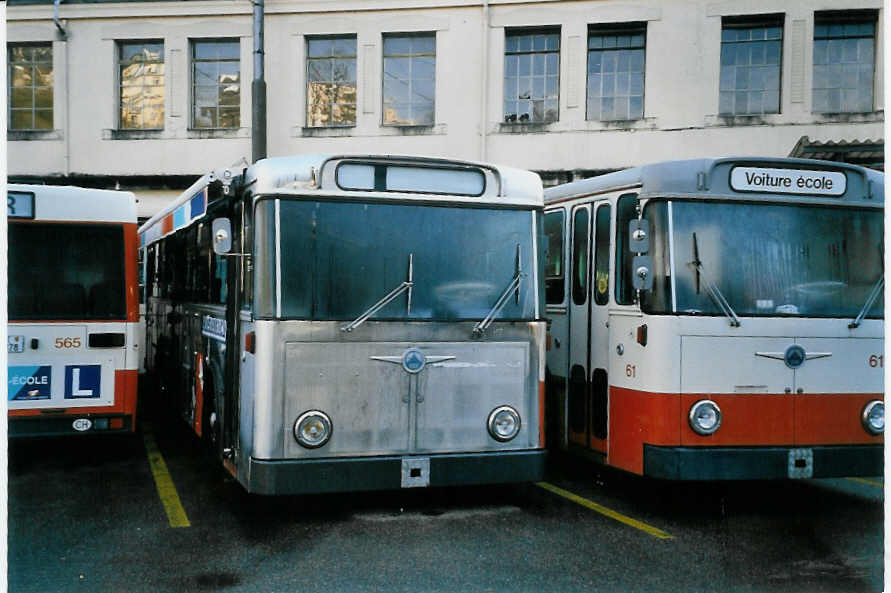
[
  {"x1": 193, "y1": 353, "x2": 204, "y2": 437},
  {"x1": 162, "y1": 215, "x2": 173, "y2": 235},
  {"x1": 124, "y1": 223, "x2": 140, "y2": 322},
  {"x1": 607, "y1": 387, "x2": 883, "y2": 475}
]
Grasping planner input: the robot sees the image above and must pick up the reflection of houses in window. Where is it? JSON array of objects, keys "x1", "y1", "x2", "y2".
[
  {"x1": 8, "y1": 43, "x2": 53, "y2": 130},
  {"x1": 307, "y1": 36, "x2": 357, "y2": 127},
  {"x1": 118, "y1": 41, "x2": 165, "y2": 129}
]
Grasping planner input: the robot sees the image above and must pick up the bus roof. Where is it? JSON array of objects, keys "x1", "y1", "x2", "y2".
[
  {"x1": 8, "y1": 183, "x2": 137, "y2": 223},
  {"x1": 544, "y1": 157, "x2": 883, "y2": 206},
  {"x1": 139, "y1": 154, "x2": 543, "y2": 248}
]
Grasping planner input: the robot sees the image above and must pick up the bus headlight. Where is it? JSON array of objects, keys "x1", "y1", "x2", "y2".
[
  {"x1": 861, "y1": 400, "x2": 884, "y2": 435},
  {"x1": 488, "y1": 406, "x2": 521, "y2": 442},
  {"x1": 688, "y1": 400, "x2": 722, "y2": 436},
  {"x1": 294, "y1": 411, "x2": 332, "y2": 448}
]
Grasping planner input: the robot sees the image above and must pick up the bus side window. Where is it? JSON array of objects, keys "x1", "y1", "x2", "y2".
[
  {"x1": 240, "y1": 199, "x2": 253, "y2": 311},
  {"x1": 615, "y1": 193, "x2": 639, "y2": 305},
  {"x1": 571, "y1": 208, "x2": 589, "y2": 306},
  {"x1": 544, "y1": 210, "x2": 565, "y2": 305},
  {"x1": 593, "y1": 204, "x2": 610, "y2": 306}
]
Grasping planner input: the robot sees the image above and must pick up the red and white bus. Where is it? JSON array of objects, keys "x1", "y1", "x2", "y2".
[
  {"x1": 7, "y1": 184, "x2": 140, "y2": 436},
  {"x1": 544, "y1": 157, "x2": 883, "y2": 479}
]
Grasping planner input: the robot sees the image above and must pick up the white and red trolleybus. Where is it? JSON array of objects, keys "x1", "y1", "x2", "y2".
[
  {"x1": 139, "y1": 154, "x2": 547, "y2": 494},
  {"x1": 7, "y1": 184, "x2": 140, "y2": 436},
  {"x1": 543, "y1": 157, "x2": 883, "y2": 479}
]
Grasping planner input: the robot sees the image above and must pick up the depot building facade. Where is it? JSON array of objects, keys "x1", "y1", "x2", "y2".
[{"x1": 7, "y1": 0, "x2": 884, "y2": 218}]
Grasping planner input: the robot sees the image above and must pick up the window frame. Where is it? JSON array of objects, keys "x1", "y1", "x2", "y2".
[
  {"x1": 812, "y1": 10, "x2": 878, "y2": 114},
  {"x1": 117, "y1": 39, "x2": 166, "y2": 131},
  {"x1": 190, "y1": 38, "x2": 241, "y2": 130},
  {"x1": 8, "y1": 42, "x2": 53, "y2": 131},
  {"x1": 381, "y1": 32, "x2": 436, "y2": 127},
  {"x1": 305, "y1": 34, "x2": 358, "y2": 128},
  {"x1": 503, "y1": 27, "x2": 561, "y2": 125},
  {"x1": 586, "y1": 23, "x2": 647, "y2": 122},
  {"x1": 718, "y1": 14, "x2": 784, "y2": 117}
]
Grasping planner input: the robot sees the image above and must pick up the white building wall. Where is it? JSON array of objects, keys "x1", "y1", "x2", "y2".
[{"x1": 7, "y1": 0, "x2": 884, "y2": 203}]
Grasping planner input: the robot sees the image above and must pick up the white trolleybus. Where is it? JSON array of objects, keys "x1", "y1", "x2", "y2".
[
  {"x1": 8, "y1": 184, "x2": 140, "y2": 436},
  {"x1": 543, "y1": 157, "x2": 883, "y2": 480},
  {"x1": 139, "y1": 154, "x2": 547, "y2": 495}
]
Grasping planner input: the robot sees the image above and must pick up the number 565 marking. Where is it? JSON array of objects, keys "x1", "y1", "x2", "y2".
[{"x1": 54, "y1": 337, "x2": 81, "y2": 349}]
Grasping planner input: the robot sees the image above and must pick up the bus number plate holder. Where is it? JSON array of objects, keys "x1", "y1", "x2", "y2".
[
  {"x1": 401, "y1": 457, "x2": 430, "y2": 488},
  {"x1": 8, "y1": 336, "x2": 25, "y2": 353},
  {"x1": 788, "y1": 448, "x2": 813, "y2": 479}
]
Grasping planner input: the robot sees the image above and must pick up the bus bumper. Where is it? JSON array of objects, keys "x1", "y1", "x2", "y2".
[
  {"x1": 8, "y1": 414, "x2": 134, "y2": 438},
  {"x1": 246, "y1": 449, "x2": 547, "y2": 495},
  {"x1": 643, "y1": 444, "x2": 883, "y2": 480}
]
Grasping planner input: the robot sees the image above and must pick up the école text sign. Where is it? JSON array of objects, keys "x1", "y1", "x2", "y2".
[{"x1": 730, "y1": 167, "x2": 846, "y2": 197}]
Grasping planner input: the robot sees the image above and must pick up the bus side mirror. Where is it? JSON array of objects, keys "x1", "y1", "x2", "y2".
[
  {"x1": 629, "y1": 219, "x2": 649, "y2": 254},
  {"x1": 632, "y1": 255, "x2": 653, "y2": 291},
  {"x1": 212, "y1": 218, "x2": 233, "y2": 254}
]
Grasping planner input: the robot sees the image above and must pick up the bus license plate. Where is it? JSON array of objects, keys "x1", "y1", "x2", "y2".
[{"x1": 8, "y1": 336, "x2": 25, "y2": 353}]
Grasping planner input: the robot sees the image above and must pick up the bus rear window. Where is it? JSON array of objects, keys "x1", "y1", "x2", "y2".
[{"x1": 9, "y1": 223, "x2": 126, "y2": 320}]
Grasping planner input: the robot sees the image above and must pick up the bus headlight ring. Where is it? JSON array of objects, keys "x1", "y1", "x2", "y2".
[
  {"x1": 861, "y1": 400, "x2": 884, "y2": 435},
  {"x1": 688, "y1": 400, "x2": 722, "y2": 436},
  {"x1": 294, "y1": 410, "x2": 332, "y2": 448},
  {"x1": 488, "y1": 406, "x2": 521, "y2": 442}
]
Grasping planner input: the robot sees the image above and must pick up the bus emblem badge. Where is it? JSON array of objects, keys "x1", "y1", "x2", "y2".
[
  {"x1": 784, "y1": 345, "x2": 806, "y2": 369},
  {"x1": 402, "y1": 348, "x2": 427, "y2": 374}
]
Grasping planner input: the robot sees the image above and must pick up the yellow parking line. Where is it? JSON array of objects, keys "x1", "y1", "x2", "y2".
[
  {"x1": 847, "y1": 477, "x2": 884, "y2": 488},
  {"x1": 142, "y1": 425, "x2": 191, "y2": 528},
  {"x1": 535, "y1": 482, "x2": 673, "y2": 540}
]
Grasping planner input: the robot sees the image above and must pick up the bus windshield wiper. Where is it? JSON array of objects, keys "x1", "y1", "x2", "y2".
[
  {"x1": 848, "y1": 274, "x2": 884, "y2": 329},
  {"x1": 473, "y1": 244, "x2": 525, "y2": 337},
  {"x1": 687, "y1": 233, "x2": 741, "y2": 327},
  {"x1": 341, "y1": 253, "x2": 413, "y2": 332}
]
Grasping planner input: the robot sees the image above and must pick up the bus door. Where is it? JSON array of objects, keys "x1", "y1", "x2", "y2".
[
  {"x1": 588, "y1": 203, "x2": 611, "y2": 453},
  {"x1": 567, "y1": 205, "x2": 591, "y2": 448}
]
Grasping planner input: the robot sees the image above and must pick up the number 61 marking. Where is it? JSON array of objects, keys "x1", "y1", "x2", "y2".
[{"x1": 869, "y1": 355, "x2": 883, "y2": 368}]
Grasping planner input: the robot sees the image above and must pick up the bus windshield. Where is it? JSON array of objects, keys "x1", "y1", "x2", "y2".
[
  {"x1": 255, "y1": 199, "x2": 537, "y2": 321},
  {"x1": 9, "y1": 223, "x2": 126, "y2": 320},
  {"x1": 643, "y1": 200, "x2": 884, "y2": 319}
]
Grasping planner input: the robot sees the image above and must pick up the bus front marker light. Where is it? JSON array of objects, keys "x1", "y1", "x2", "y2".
[
  {"x1": 689, "y1": 400, "x2": 722, "y2": 436},
  {"x1": 861, "y1": 401, "x2": 884, "y2": 435},
  {"x1": 488, "y1": 406, "x2": 521, "y2": 442},
  {"x1": 294, "y1": 411, "x2": 332, "y2": 448}
]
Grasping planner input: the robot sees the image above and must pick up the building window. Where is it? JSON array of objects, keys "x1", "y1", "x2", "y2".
[
  {"x1": 306, "y1": 36, "x2": 357, "y2": 127},
  {"x1": 504, "y1": 29, "x2": 559, "y2": 124},
  {"x1": 587, "y1": 24, "x2": 646, "y2": 121},
  {"x1": 8, "y1": 44, "x2": 53, "y2": 131},
  {"x1": 191, "y1": 39, "x2": 240, "y2": 129},
  {"x1": 118, "y1": 41, "x2": 165, "y2": 130},
  {"x1": 813, "y1": 12, "x2": 877, "y2": 113},
  {"x1": 382, "y1": 34, "x2": 435, "y2": 126},
  {"x1": 719, "y1": 16, "x2": 783, "y2": 116}
]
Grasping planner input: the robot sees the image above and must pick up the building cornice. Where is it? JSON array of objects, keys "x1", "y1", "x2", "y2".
[{"x1": 7, "y1": 0, "x2": 587, "y2": 21}]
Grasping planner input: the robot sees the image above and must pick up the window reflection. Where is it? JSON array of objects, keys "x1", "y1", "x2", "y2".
[
  {"x1": 382, "y1": 34, "x2": 435, "y2": 126},
  {"x1": 119, "y1": 41, "x2": 165, "y2": 129},
  {"x1": 8, "y1": 43, "x2": 53, "y2": 130},
  {"x1": 307, "y1": 36, "x2": 357, "y2": 127},
  {"x1": 192, "y1": 39, "x2": 241, "y2": 129},
  {"x1": 504, "y1": 29, "x2": 559, "y2": 124}
]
